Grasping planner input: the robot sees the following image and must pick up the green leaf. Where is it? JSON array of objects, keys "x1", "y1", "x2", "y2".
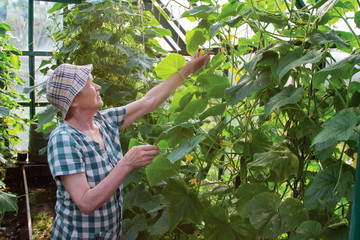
[
  {"x1": 208, "y1": 52, "x2": 227, "y2": 71},
  {"x1": 199, "y1": 103, "x2": 226, "y2": 121},
  {"x1": 168, "y1": 134, "x2": 205, "y2": 163},
  {"x1": 47, "y1": 2, "x2": 68, "y2": 14},
  {"x1": 307, "y1": 29, "x2": 350, "y2": 48},
  {"x1": 225, "y1": 72, "x2": 270, "y2": 105},
  {"x1": 216, "y1": 2, "x2": 240, "y2": 21},
  {"x1": 244, "y1": 192, "x2": 308, "y2": 238},
  {"x1": 0, "y1": 190, "x2": 18, "y2": 213},
  {"x1": 0, "y1": 106, "x2": 9, "y2": 117},
  {"x1": 312, "y1": 110, "x2": 357, "y2": 146},
  {"x1": 114, "y1": 43, "x2": 135, "y2": 56},
  {"x1": 150, "y1": 209, "x2": 170, "y2": 235},
  {"x1": 156, "y1": 124, "x2": 193, "y2": 148},
  {"x1": 355, "y1": 11, "x2": 360, "y2": 28},
  {"x1": 321, "y1": 222, "x2": 349, "y2": 240},
  {"x1": 316, "y1": 0, "x2": 339, "y2": 19},
  {"x1": 186, "y1": 30, "x2": 207, "y2": 56},
  {"x1": 313, "y1": 52, "x2": 360, "y2": 88},
  {"x1": 126, "y1": 55, "x2": 155, "y2": 69},
  {"x1": 234, "y1": 183, "x2": 269, "y2": 218},
  {"x1": 209, "y1": 22, "x2": 224, "y2": 39},
  {"x1": 146, "y1": 154, "x2": 180, "y2": 187},
  {"x1": 121, "y1": 214, "x2": 147, "y2": 240},
  {"x1": 276, "y1": 48, "x2": 323, "y2": 80},
  {"x1": 162, "y1": 178, "x2": 203, "y2": 231},
  {"x1": 204, "y1": 206, "x2": 255, "y2": 240},
  {"x1": 181, "y1": 5, "x2": 220, "y2": 19},
  {"x1": 89, "y1": 32, "x2": 112, "y2": 42},
  {"x1": 264, "y1": 86, "x2": 305, "y2": 116},
  {"x1": 255, "y1": 11, "x2": 287, "y2": 28},
  {"x1": 249, "y1": 129, "x2": 272, "y2": 153},
  {"x1": 155, "y1": 53, "x2": 185, "y2": 80},
  {"x1": 249, "y1": 146, "x2": 299, "y2": 182},
  {"x1": 304, "y1": 165, "x2": 352, "y2": 211},
  {"x1": 174, "y1": 99, "x2": 207, "y2": 125},
  {"x1": 197, "y1": 73, "x2": 230, "y2": 98},
  {"x1": 289, "y1": 220, "x2": 322, "y2": 240}
]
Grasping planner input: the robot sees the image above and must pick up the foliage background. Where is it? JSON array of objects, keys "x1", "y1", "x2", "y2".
[{"x1": 36, "y1": 0, "x2": 360, "y2": 239}]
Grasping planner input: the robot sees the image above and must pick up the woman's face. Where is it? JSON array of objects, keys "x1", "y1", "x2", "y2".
[{"x1": 73, "y1": 74, "x2": 103, "y2": 112}]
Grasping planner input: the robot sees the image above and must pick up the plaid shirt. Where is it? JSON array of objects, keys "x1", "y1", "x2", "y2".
[{"x1": 48, "y1": 107, "x2": 126, "y2": 240}]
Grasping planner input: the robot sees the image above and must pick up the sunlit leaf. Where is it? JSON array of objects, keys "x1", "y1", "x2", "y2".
[
  {"x1": 0, "y1": 190, "x2": 18, "y2": 213},
  {"x1": 181, "y1": 5, "x2": 220, "y2": 19},
  {"x1": 47, "y1": 2, "x2": 68, "y2": 14},
  {"x1": 186, "y1": 29, "x2": 207, "y2": 56},
  {"x1": 174, "y1": 99, "x2": 207, "y2": 124},
  {"x1": 316, "y1": 0, "x2": 339, "y2": 19},
  {"x1": 355, "y1": 11, "x2": 360, "y2": 28},
  {"x1": 155, "y1": 53, "x2": 185, "y2": 80},
  {"x1": 146, "y1": 154, "x2": 180, "y2": 187},
  {"x1": 216, "y1": 2, "x2": 240, "y2": 21},
  {"x1": 168, "y1": 134, "x2": 205, "y2": 163},
  {"x1": 264, "y1": 86, "x2": 305, "y2": 116},
  {"x1": 209, "y1": 22, "x2": 224, "y2": 39},
  {"x1": 304, "y1": 164, "x2": 352, "y2": 211},
  {"x1": 244, "y1": 192, "x2": 308, "y2": 238},
  {"x1": 199, "y1": 103, "x2": 226, "y2": 120}
]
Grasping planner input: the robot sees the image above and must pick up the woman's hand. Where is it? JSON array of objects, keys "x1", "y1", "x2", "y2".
[
  {"x1": 185, "y1": 51, "x2": 213, "y2": 75},
  {"x1": 120, "y1": 145, "x2": 159, "y2": 170}
]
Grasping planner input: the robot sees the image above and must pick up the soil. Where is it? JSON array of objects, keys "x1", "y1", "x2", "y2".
[{"x1": 1, "y1": 165, "x2": 57, "y2": 240}]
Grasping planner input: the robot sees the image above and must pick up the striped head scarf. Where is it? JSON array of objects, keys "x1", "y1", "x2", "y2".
[{"x1": 46, "y1": 63, "x2": 93, "y2": 119}]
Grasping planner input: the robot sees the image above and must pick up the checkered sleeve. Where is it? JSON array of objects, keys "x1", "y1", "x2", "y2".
[
  {"x1": 99, "y1": 107, "x2": 126, "y2": 130},
  {"x1": 47, "y1": 131, "x2": 85, "y2": 178}
]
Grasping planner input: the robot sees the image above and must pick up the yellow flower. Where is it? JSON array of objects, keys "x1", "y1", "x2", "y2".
[
  {"x1": 221, "y1": 140, "x2": 234, "y2": 150},
  {"x1": 189, "y1": 179, "x2": 197, "y2": 186},
  {"x1": 199, "y1": 49, "x2": 205, "y2": 56},
  {"x1": 112, "y1": 76, "x2": 118, "y2": 81},
  {"x1": 226, "y1": 34, "x2": 234, "y2": 40},
  {"x1": 185, "y1": 154, "x2": 194, "y2": 163},
  {"x1": 235, "y1": 76, "x2": 241, "y2": 82},
  {"x1": 296, "y1": 32, "x2": 303, "y2": 38},
  {"x1": 52, "y1": 50, "x2": 56, "y2": 55},
  {"x1": 298, "y1": 19, "x2": 303, "y2": 24}
]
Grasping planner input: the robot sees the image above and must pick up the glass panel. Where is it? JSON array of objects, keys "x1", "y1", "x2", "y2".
[
  {"x1": 1, "y1": 0, "x2": 28, "y2": 51},
  {"x1": 35, "y1": 56, "x2": 55, "y2": 102},
  {"x1": 34, "y1": 1, "x2": 60, "y2": 51}
]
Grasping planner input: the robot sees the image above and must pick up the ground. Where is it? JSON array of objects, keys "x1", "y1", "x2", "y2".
[{"x1": 1, "y1": 165, "x2": 56, "y2": 240}]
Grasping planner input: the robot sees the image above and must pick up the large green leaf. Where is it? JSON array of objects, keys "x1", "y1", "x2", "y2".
[
  {"x1": 254, "y1": 11, "x2": 287, "y2": 28},
  {"x1": 114, "y1": 43, "x2": 135, "y2": 56},
  {"x1": 156, "y1": 123, "x2": 193, "y2": 148},
  {"x1": 197, "y1": 73, "x2": 230, "y2": 98},
  {"x1": 216, "y1": 2, "x2": 240, "y2": 21},
  {"x1": 244, "y1": 192, "x2": 308, "y2": 238},
  {"x1": 155, "y1": 53, "x2": 185, "y2": 80},
  {"x1": 199, "y1": 103, "x2": 226, "y2": 121},
  {"x1": 249, "y1": 129, "x2": 272, "y2": 153},
  {"x1": 204, "y1": 206, "x2": 256, "y2": 240},
  {"x1": 186, "y1": 30, "x2": 207, "y2": 56},
  {"x1": 234, "y1": 183, "x2": 269, "y2": 218},
  {"x1": 289, "y1": 220, "x2": 322, "y2": 240},
  {"x1": 225, "y1": 71, "x2": 270, "y2": 105},
  {"x1": 307, "y1": 29, "x2": 350, "y2": 48},
  {"x1": 150, "y1": 208, "x2": 170, "y2": 235},
  {"x1": 304, "y1": 164, "x2": 352, "y2": 211},
  {"x1": 209, "y1": 22, "x2": 224, "y2": 39},
  {"x1": 146, "y1": 154, "x2": 180, "y2": 187},
  {"x1": 312, "y1": 110, "x2": 358, "y2": 146},
  {"x1": 134, "y1": 192, "x2": 165, "y2": 216},
  {"x1": 316, "y1": 0, "x2": 339, "y2": 19},
  {"x1": 355, "y1": 11, "x2": 360, "y2": 28},
  {"x1": 126, "y1": 55, "x2": 155, "y2": 69},
  {"x1": 264, "y1": 86, "x2": 305, "y2": 116},
  {"x1": 168, "y1": 134, "x2": 205, "y2": 163},
  {"x1": 321, "y1": 222, "x2": 349, "y2": 240},
  {"x1": 313, "y1": 52, "x2": 360, "y2": 87},
  {"x1": 121, "y1": 214, "x2": 147, "y2": 240},
  {"x1": 162, "y1": 178, "x2": 203, "y2": 231},
  {"x1": 276, "y1": 48, "x2": 323, "y2": 80},
  {"x1": 0, "y1": 190, "x2": 18, "y2": 213},
  {"x1": 249, "y1": 145, "x2": 299, "y2": 182},
  {"x1": 181, "y1": 5, "x2": 220, "y2": 19},
  {"x1": 89, "y1": 32, "x2": 112, "y2": 42},
  {"x1": 174, "y1": 99, "x2": 207, "y2": 124}
]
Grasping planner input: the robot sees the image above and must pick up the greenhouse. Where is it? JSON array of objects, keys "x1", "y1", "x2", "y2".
[{"x1": 0, "y1": 0, "x2": 360, "y2": 239}]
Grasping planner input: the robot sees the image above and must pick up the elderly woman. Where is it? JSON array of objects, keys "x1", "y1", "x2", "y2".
[{"x1": 46, "y1": 52, "x2": 211, "y2": 239}]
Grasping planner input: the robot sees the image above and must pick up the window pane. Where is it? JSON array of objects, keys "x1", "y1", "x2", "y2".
[
  {"x1": 1, "y1": 0, "x2": 28, "y2": 51},
  {"x1": 35, "y1": 56, "x2": 55, "y2": 102},
  {"x1": 34, "y1": 1, "x2": 60, "y2": 51}
]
